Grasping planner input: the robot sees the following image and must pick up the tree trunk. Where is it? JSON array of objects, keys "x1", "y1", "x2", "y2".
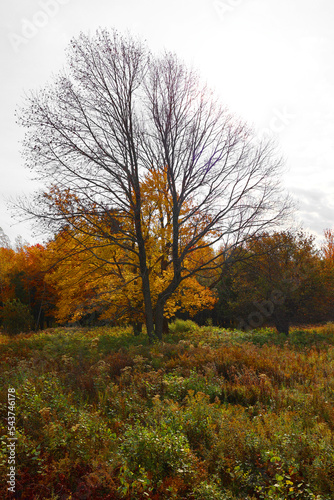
[
  {"x1": 141, "y1": 273, "x2": 155, "y2": 342},
  {"x1": 133, "y1": 200, "x2": 155, "y2": 342},
  {"x1": 163, "y1": 316, "x2": 169, "y2": 335},
  {"x1": 154, "y1": 300, "x2": 165, "y2": 340},
  {"x1": 155, "y1": 273, "x2": 181, "y2": 339},
  {"x1": 274, "y1": 311, "x2": 290, "y2": 335}
]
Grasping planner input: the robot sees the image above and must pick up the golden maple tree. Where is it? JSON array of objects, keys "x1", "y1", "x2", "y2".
[{"x1": 45, "y1": 167, "x2": 217, "y2": 330}]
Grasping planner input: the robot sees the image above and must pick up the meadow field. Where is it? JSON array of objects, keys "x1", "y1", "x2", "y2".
[{"x1": 1, "y1": 321, "x2": 334, "y2": 499}]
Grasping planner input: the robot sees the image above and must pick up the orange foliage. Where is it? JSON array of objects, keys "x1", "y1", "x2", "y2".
[
  {"x1": 45, "y1": 167, "x2": 217, "y2": 325},
  {"x1": 0, "y1": 243, "x2": 57, "y2": 329}
]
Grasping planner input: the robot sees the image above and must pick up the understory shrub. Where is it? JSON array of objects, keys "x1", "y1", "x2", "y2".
[
  {"x1": 169, "y1": 319, "x2": 199, "y2": 333},
  {"x1": 1, "y1": 299, "x2": 34, "y2": 335},
  {"x1": 120, "y1": 422, "x2": 194, "y2": 483}
]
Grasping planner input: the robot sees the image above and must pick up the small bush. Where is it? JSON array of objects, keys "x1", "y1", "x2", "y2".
[
  {"x1": 193, "y1": 480, "x2": 231, "y2": 500},
  {"x1": 120, "y1": 422, "x2": 194, "y2": 482},
  {"x1": 169, "y1": 319, "x2": 199, "y2": 333},
  {"x1": 1, "y1": 299, "x2": 34, "y2": 335}
]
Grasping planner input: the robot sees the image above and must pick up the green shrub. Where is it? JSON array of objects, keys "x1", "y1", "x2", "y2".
[
  {"x1": 193, "y1": 480, "x2": 232, "y2": 500},
  {"x1": 181, "y1": 391, "x2": 220, "y2": 455},
  {"x1": 169, "y1": 319, "x2": 199, "y2": 333},
  {"x1": 1, "y1": 299, "x2": 34, "y2": 335},
  {"x1": 120, "y1": 422, "x2": 194, "y2": 482}
]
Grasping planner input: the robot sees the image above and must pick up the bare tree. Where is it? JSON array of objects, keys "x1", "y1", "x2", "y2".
[
  {"x1": 17, "y1": 29, "x2": 291, "y2": 340},
  {"x1": 0, "y1": 228, "x2": 11, "y2": 249}
]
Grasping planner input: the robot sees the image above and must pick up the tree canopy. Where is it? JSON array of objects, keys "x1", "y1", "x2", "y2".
[{"x1": 214, "y1": 230, "x2": 333, "y2": 334}]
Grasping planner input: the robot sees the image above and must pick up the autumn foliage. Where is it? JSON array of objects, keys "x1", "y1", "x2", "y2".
[
  {"x1": 1, "y1": 225, "x2": 334, "y2": 335},
  {"x1": 219, "y1": 231, "x2": 328, "y2": 334},
  {"x1": 0, "y1": 242, "x2": 56, "y2": 334},
  {"x1": 43, "y1": 167, "x2": 217, "y2": 329}
]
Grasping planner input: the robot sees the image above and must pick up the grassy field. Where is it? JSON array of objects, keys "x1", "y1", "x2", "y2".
[{"x1": 1, "y1": 321, "x2": 334, "y2": 499}]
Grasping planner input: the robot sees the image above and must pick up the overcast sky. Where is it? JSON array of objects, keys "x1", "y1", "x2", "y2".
[{"x1": 1, "y1": 0, "x2": 334, "y2": 246}]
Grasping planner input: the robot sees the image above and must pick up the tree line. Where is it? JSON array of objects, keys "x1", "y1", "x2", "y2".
[{"x1": 1, "y1": 226, "x2": 333, "y2": 336}]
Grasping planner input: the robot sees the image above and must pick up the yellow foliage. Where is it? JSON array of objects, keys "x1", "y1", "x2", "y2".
[{"x1": 45, "y1": 167, "x2": 217, "y2": 324}]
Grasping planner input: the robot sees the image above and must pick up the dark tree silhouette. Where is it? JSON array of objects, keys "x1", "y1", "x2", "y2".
[{"x1": 17, "y1": 29, "x2": 290, "y2": 340}]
